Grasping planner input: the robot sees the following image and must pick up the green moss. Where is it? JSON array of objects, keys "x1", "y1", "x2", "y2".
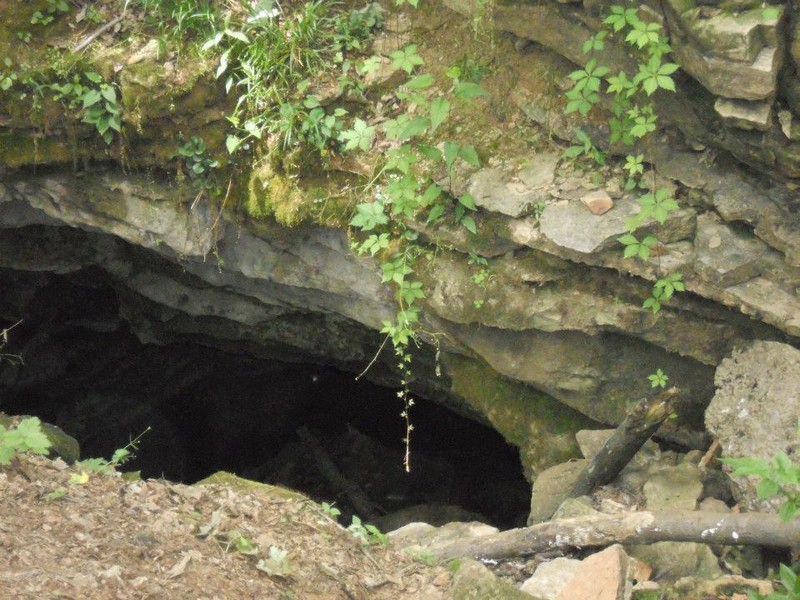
[
  {"x1": 444, "y1": 352, "x2": 594, "y2": 480},
  {"x1": 196, "y1": 471, "x2": 304, "y2": 500},
  {"x1": 0, "y1": 126, "x2": 94, "y2": 168}
]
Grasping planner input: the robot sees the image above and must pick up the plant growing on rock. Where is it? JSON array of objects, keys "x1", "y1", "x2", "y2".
[
  {"x1": 0, "y1": 417, "x2": 52, "y2": 465},
  {"x1": 564, "y1": 5, "x2": 684, "y2": 314},
  {"x1": 343, "y1": 42, "x2": 488, "y2": 470},
  {"x1": 720, "y1": 426, "x2": 800, "y2": 600},
  {"x1": 49, "y1": 71, "x2": 122, "y2": 145},
  {"x1": 31, "y1": 0, "x2": 71, "y2": 27}
]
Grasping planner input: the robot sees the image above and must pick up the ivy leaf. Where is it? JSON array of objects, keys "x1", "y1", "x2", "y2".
[
  {"x1": 390, "y1": 44, "x2": 424, "y2": 74},
  {"x1": 350, "y1": 200, "x2": 388, "y2": 231},
  {"x1": 340, "y1": 118, "x2": 375, "y2": 151}
]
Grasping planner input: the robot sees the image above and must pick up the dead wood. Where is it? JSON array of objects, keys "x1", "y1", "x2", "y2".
[
  {"x1": 568, "y1": 387, "x2": 679, "y2": 502},
  {"x1": 432, "y1": 510, "x2": 800, "y2": 560},
  {"x1": 296, "y1": 426, "x2": 381, "y2": 522}
]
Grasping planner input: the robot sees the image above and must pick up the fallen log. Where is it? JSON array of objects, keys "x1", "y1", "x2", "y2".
[
  {"x1": 568, "y1": 387, "x2": 679, "y2": 500},
  {"x1": 432, "y1": 510, "x2": 800, "y2": 560}
]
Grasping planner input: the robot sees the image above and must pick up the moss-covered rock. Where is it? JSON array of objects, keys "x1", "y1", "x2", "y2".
[
  {"x1": 444, "y1": 352, "x2": 594, "y2": 481},
  {"x1": 0, "y1": 414, "x2": 80, "y2": 464},
  {"x1": 196, "y1": 471, "x2": 304, "y2": 501}
]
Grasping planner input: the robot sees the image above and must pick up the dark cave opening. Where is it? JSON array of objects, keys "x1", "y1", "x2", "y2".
[{"x1": 0, "y1": 269, "x2": 531, "y2": 530}]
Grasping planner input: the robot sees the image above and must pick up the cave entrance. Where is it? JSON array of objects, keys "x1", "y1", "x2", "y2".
[{"x1": 0, "y1": 270, "x2": 531, "y2": 530}]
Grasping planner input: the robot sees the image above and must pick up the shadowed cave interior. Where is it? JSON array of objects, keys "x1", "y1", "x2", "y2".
[{"x1": 0, "y1": 268, "x2": 531, "y2": 529}]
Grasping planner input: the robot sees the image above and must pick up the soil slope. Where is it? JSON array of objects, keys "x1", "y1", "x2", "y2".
[{"x1": 0, "y1": 454, "x2": 451, "y2": 599}]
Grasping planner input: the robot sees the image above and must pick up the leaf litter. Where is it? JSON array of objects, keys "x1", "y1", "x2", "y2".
[{"x1": 0, "y1": 454, "x2": 452, "y2": 599}]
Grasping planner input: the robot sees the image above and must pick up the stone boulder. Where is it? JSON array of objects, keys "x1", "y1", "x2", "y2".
[{"x1": 705, "y1": 341, "x2": 800, "y2": 512}]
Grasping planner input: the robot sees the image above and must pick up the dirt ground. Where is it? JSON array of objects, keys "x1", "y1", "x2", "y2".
[{"x1": 0, "y1": 453, "x2": 453, "y2": 599}]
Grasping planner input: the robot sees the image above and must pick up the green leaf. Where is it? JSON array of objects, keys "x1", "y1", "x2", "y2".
[
  {"x1": 398, "y1": 117, "x2": 430, "y2": 141},
  {"x1": 657, "y1": 76, "x2": 675, "y2": 92},
  {"x1": 201, "y1": 31, "x2": 224, "y2": 51},
  {"x1": 100, "y1": 85, "x2": 116, "y2": 103},
  {"x1": 81, "y1": 89, "x2": 102, "y2": 108},
  {"x1": 225, "y1": 29, "x2": 249, "y2": 44},
  {"x1": 418, "y1": 144, "x2": 442, "y2": 162},
  {"x1": 453, "y1": 81, "x2": 489, "y2": 102},
  {"x1": 8, "y1": 417, "x2": 52, "y2": 456},
  {"x1": 426, "y1": 203, "x2": 445, "y2": 224},
  {"x1": 429, "y1": 97, "x2": 450, "y2": 133},
  {"x1": 780, "y1": 564, "x2": 797, "y2": 593},
  {"x1": 226, "y1": 135, "x2": 243, "y2": 154},
  {"x1": 386, "y1": 145, "x2": 418, "y2": 174},
  {"x1": 458, "y1": 145, "x2": 480, "y2": 168},
  {"x1": 443, "y1": 140, "x2": 459, "y2": 171},
  {"x1": 779, "y1": 501, "x2": 800, "y2": 523},
  {"x1": 721, "y1": 456, "x2": 771, "y2": 477},
  {"x1": 460, "y1": 215, "x2": 477, "y2": 234},
  {"x1": 350, "y1": 200, "x2": 388, "y2": 231},
  {"x1": 340, "y1": 118, "x2": 375, "y2": 151},
  {"x1": 458, "y1": 193, "x2": 477, "y2": 210},
  {"x1": 0, "y1": 444, "x2": 14, "y2": 465},
  {"x1": 390, "y1": 44, "x2": 424, "y2": 74},
  {"x1": 756, "y1": 478, "x2": 780, "y2": 499},
  {"x1": 96, "y1": 115, "x2": 111, "y2": 135},
  {"x1": 405, "y1": 73, "x2": 435, "y2": 89},
  {"x1": 422, "y1": 183, "x2": 442, "y2": 204}
]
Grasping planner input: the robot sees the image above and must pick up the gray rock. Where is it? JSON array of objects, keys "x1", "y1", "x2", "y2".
[
  {"x1": 706, "y1": 341, "x2": 800, "y2": 511},
  {"x1": 626, "y1": 542, "x2": 723, "y2": 583},
  {"x1": 518, "y1": 153, "x2": 559, "y2": 189},
  {"x1": 684, "y1": 45, "x2": 780, "y2": 101},
  {"x1": 699, "y1": 497, "x2": 730, "y2": 513},
  {"x1": 528, "y1": 460, "x2": 586, "y2": 525},
  {"x1": 643, "y1": 463, "x2": 703, "y2": 511},
  {"x1": 520, "y1": 557, "x2": 582, "y2": 600},
  {"x1": 388, "y1": 522, "x2": 498, "y2": 547},
  {"x1": 376, "y1": 503, "x2": 487, "y2": 533},
  {"x1": 714, "y1": 97, "x2": 772, "y2": 131},
  {"x1": 450, "y1": 559, "x2": 536, "y2": 600},
  {"x1": 683, "y1": 5, "x2": 783, "y2": 63},
  {"x1": 468, "y1": 168, "x2": 547, "y2": 218},
  {"x1": 725, "y1": 278, "x2": 800, "y2": 336},
  {"x1": 778, "y1": 110, "x2": 800, "y2": 140},
  {"x1": 693, "y1": 212, "x2": 769, "y2": 287},
  {"x1": 539, "y1": 196, "x2": 695, "y2": 255},
  {"x1": 552, "y1": 496, "x2": 600, "y2": 520}
]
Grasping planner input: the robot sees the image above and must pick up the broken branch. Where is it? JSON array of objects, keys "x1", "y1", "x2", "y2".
[{"x1": 432, "y1": 510, "x2": 800, "y2": 561}]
